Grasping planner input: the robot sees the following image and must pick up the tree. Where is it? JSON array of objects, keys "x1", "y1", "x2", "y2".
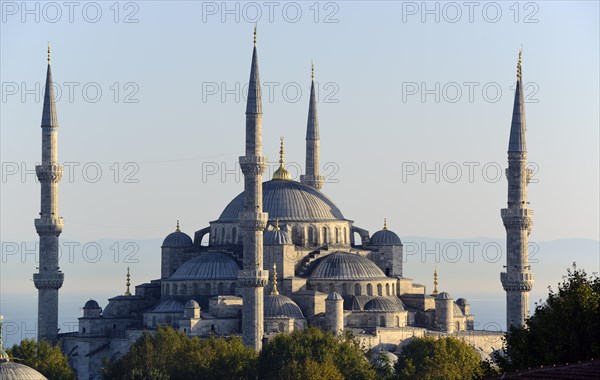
[
  {"x1": 258, "y1": 328, "x2": 377, "y2": 380},
  {"x1": 394, "y1": 336, "x2": 485, "y2": 380},
  {"x1": 7, "y1": 338, "x2": 76, "y2": 380},
  {"x1": 496, "y1": 264, "x2": 600, "y2": 371},
  {"x1": 102, "y1": 326, "x2": 257, "y2": 380}
]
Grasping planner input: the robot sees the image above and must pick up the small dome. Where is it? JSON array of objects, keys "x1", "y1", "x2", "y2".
[
  {"x1": 264, "y1": 229, "x2": 292, "y2": 245},
  {"x1": 162, "y1": 223, "x2": 193, "y2": 247},
  {"x1": 363, "y1": 297, "x2": 405, "y2": 312},
  {"x1": 436, "y1": 292, "x2": 451, "y2": 300},
  {"x1": 83, "y1": 299, "x2": 100, "y2": 309},
  {"x1": 456, "y1": 298, "x2": 468, "y2": 306},
  {"x1": 184, "y1": 300, "x2": 200, "y2": 309},
  {"x1": 326, "y1": 292, "x2": 343, "y2": 301},
  {"x1": 265, "y1": 294, "x2": 305, "y2": 319},
  {"x1": 453, "y1": 303, "x2": 464, "y2": 317},
  {"x1": 170, "y1": 252, "x2": 240, "y2": 280},
  {"x1": 307, "y1": 252, "x2": 388, "y2": 280},
  {"x1": 370, "y1": 229, "x2": 402, "y2": 246},
  {"x1": 0, "y1": 362, "x2": 48, "y2": 380},
  {"x1": 148, "y1": 299, "x2": 184, "y2": 313}
]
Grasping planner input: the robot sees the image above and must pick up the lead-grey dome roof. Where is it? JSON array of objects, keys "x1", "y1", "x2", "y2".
[
  {"x1": 363, "y1": 297, "x2": 405, "y2": 312},
  {"x1": 0, "y1": 362, "x2": 47, "y2": 380},
  {"x1": 456, "y1": 298, "x2": 468, "y2": 306},
  {"x1": 162, "y1": 230, "x2": 193, "y2": 248},
  {"x1": 83, "y1": 299, "x2": 100, "y2": 309},
  {"x1": 436, "y1": 292, "x2": 451, "y2": 300},
  {"x1": 370, "y1": 229, "x2": 402, "y2": 246},
  {"x1": 184, "y1": 300, "x2": 200, "y2": 309},
  {"x1": 264, "y1": 294, "x2": 305, "y2": 319},
  {"x1": 307, "y1": 252, "x2": 388, "y2": 280},
  {"x1": 264, "y1": 229, "x2": 292, "y2": 245},
  {"x1": 149, "y1": 299, "x2": 184, "y2": 313},
  {"x1": 218, "y1": 180, "x2": 346, "y2": 222},
  {"x1": 170, "y1": 252, "x2": 240, "y2": 280}
]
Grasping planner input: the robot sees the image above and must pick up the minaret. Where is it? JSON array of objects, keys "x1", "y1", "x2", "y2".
[
  {"x1": 501, "y1": 49, "x2": 534, "y2": 329},
  {"x1": 238, "y1": 27, "x2": 269, "y2": 351},
  {"x1": 300, "y1": 62, "x2": 324, "y2": 190},
  {"x1": 33, "y1": 43, "x2": 64, "y2": 343}
]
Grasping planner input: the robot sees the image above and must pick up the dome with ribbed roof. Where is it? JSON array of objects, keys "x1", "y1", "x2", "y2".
[
  {"x1": 218, "y1": 180, "x2": 346, "y2": 222},
  {"x1": 264, "y1": 229, "x2": 292, "y2": 245},
  {"x1": 370, "y1": 229, "x2": 402, "y2": 246},
  {"x1": 83, "y1": 300, "x2": 100, "y2": 309},
  {"x1": 436, "y1": 292, "x2": 451, "y2": 300},
  {"x1": 307, "y1": 252, "x2": 388, "y2": 280},
  {"x1": 148, "y1": 299, "x2": 184, "y2": 313},
  {"x1": 162, "y1": 222, "x2": 193, "y2": 247},
  {"x1": 170, "y1": 252, "x2": 239, "y2": 280},
  {"x1": 456, "y1": 298, "x2": 468, "y2": 306},
  {"x1": 264, "y1": 294, "x2": 305, "y2": 319},
  {"x1": 0, "y1": 362, "x2": 48, "y2": 380},
  {"x1": 363, "y1": 297, "x2": 405, "y2": 312}
]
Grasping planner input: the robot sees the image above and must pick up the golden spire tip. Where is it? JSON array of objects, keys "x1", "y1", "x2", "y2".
[
  {"x1": 275, "y1": 217, "x2": 280, "y2": 230},
  {"x1": 47, "y1": 42, "x2": 51, "y2": 64},
  {"x1": 383, "y1": 218, "x2": 388, "y2": 230},
  {"x1": 253, "y1": 24, "x2": 257, "y2": 45},
  {"x1": 273, "y1": 137, "x2": 291, "y2": 180},
  {"x1": 271, "y1": 263, "x2": 279, "y2": 295},
  {"x1": 311, "y1": 60, "x2": 314, "y2": 81},
  {"x1": 176, "y1": 220, "x2": 180, "y2": 232}
]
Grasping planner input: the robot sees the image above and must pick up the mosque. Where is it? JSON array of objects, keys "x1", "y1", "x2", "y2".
[{"x1": 22, "y1": 28, "x2": 538, "y2": 379}]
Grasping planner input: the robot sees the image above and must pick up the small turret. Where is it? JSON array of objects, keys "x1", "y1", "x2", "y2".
[{"x1": 325, "y1": 292, "x2": 344, "y2": 335}]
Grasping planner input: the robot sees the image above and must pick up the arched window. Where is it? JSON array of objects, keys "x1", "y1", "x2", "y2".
[
  {"x1": 355, "y1": 283, "x2": 361, "y2": 295},
  {"x1": 113, "y1": 324, "x2": 117, "y2": 330},
  {"x1": 193, "y1": 283, "x2": 199, "y2": 294},
  {"x1": 308, "y1": 226, "x2": 315, "y2": 245},
  {"x1": 367, "y1": 284, "x2": 373, "y2": 296},
  {"x1": 205, "y1": 283, "x2": 211, "y2": 294},
  {"x1": 278, "y1": 322, "x2": 285, "y2": 332},
  {"x1": 218, "y1": 282, "x2": 224, "y2": 294},
  {"x1": 232, "y1": 227, "x2": 237, "y2": 244},
  {"x1": 396, "y1": 316, "x2": 400, "y2": 327},
  {"x1": 343, "y1": 227, "x2": 347, "y2": 244},
  {"x1": 386, "y1": 283, "x2": 390, "y2": 296},
  {"x1": 377, "y1": 284, "x2": 383, "y2": 296},
  {"x1": 322, "y1": 227, "x2": 328, "y2": 244},
  {"x1": 221, "y1": 228, "x2": 225, "y2": 243},
  {"x1": 379, "y1": 316, "x2": 385, "y2": 327},
  {"x1": 165, "y1": 284, "x2": 170, "y2": 295},
  {"x1": 335, "y1": 227, "x2": 339, "y2": 244},
  {"x1": 173, "y1": 284, "x2": 178, "y2": 295},
  {"x1": 182, "y1": 284, "x2": 188, "y2": 295},
  {"x1": 82, "y1": 327, "x2": 86, "y2": 334}
]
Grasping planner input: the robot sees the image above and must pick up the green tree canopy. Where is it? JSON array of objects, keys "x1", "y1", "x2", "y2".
[
  {"x1": 496, "y1": 264, "x2": 600, "y2": 372},
  {"x1": 7, "y1": 338, "x2": 76, "y2": 380},
  {"x1": 394, "y1": 336, "x2": 485, "y2": 380},
  {"x1": 102, "y1": 326, "x2": 257, "y2": 380},
  {"x1": 258, "y1": 328, "x2": 377, "y2": 380}
]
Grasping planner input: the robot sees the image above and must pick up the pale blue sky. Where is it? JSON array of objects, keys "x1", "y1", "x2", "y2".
[{"x1": 1, "y1": 1, "x2": 598, "y2": 242}]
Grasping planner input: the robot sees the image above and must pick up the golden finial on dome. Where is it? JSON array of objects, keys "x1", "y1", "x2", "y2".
[
  {"x1": 274, "y1": 217, "x2": 280, "y2": 231},
  {"x1": 125, "y1": 267, "x2": 131, "y2": 296},
  {"x1": 383, "y1": 218, "x2": 388, "y2": 230},
  {"x1": 517, "y1": 47, "x2": 522, "y2": 80},
  {"x1": 47, "y1": 42, "x2": 51, "y2": 64},
  {"x1": 253, "y1": 24, "x2": 257, "y2": 45},
  {"x1": 272, "y1": 137, "x2": 292, "y2": 180},
  {"x1": 432, "y1": 267, "x2": 439, "y2": 296},
  {"x1": 271, "y1": 263, "x2": 279, "y2": 295},
  {"x1": 176, "y1": 220, "x2": 180, "y2": 232},
  {"x1": 311, "y1": 60, "x2": 314, "y2": 81}
]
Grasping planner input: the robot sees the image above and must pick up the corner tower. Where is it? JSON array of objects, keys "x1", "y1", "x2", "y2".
[
  {"x1": 300, "y1": 63, "x2": 324, "y2": 190},
  {"x1": 237, "y1": 28, "x2": 269, "y2": 350},
  {"x1": 500, "y1": 49, "x2": 534, "y2": 329},
  {"x1": 33, "y1": 44, "x2": 65, "y2": 343}
]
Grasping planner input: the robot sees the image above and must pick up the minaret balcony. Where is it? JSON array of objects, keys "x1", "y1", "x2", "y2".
[
  {"x1": 35, "y1": 217, "x2": 64, "y2": 235},
  {"x1": 501, "y1": 208, "x2": 533, "y2": 217},
  {"x1": 239, "y1": 212, "x2": 268, "y2": 230},
  {"x1": 36, "y1": 164, "x2": 63, "y2": 183},
  {"x1": 239, "y1": 156, "x2": 268, "y2": 176},
  {"x1": 33, "y1": 272, "x2": 64, "y2": 289},
  {"x1": 500, "y1": 272, "x2": 534, "y2": 291},
  {"x1": 238, "y1": 269, "x2": 269, "y2": 287}
]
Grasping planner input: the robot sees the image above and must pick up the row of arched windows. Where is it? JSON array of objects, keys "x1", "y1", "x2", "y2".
[
  {"x1": 163, "y1": 282, "x2": 235, "y2": 296},
  {"x1": 309, "y1": 282, "x2": 396, "y2": 296}
]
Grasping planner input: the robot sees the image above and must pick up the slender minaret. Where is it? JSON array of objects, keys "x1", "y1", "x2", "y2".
[
  {"x1": 238, "y1": 27, "x2": 269, "y2": 351},
  {"x1": 501, "y1": 49, "x2": 534, "y2": 329},
  {"x1": 33, "y1": 43, "x2": 64, "y2": 343},
  {"x1": 300, "y1": 62, "x2": 324, "y2": 190}
]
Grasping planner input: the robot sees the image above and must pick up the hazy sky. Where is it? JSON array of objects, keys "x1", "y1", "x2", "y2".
[{"x1": 1, "y1": 1, "x2": 598, "y2": 243}]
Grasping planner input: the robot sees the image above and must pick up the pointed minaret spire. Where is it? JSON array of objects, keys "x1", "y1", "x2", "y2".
[
  {"x1": 239, "y1": 28, "x2": 269, "y2": 351},
  {"x1": 300, "y1": 62, "x2": 324, "y2": 190},
  {"x1": 501, "y1": 48, "x2": 534, "y2": 329},
  {"x1": 508, "y1": 48, "x2": 526, "y2": 153},
  {"x1": 34, "y1": 44, "x2": 64, "y2": 343},
  {"x1": 125, "y1": 267, "x2": 132, "y2": 296}
]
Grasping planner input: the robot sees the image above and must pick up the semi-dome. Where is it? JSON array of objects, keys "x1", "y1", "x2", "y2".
[
  {"x1": 456, "y1": 298, "x2": 468, "y2": 306},
  {"x1": 162, "y1": 222, "x2": 193, "y2": 247},
  {"x1": 453, "y1": 303, "x2": 464, "y2": 317},
  {"x1": 363, "y1": 297, "x2": 405, "y2": 312},
  {"x1": 436, "y1": 292, "x2": 451, "y2": 300},
  {"x1": 307, "y1": 252, "x2": 388, "y2": 280},
  {"x1": 218, "y1": 180, "x2": 346, "y2": 222},
  {"x1": 148, "y1": 299, "x2": 184, "y2": 313},
  {"x1": 0, "y1": 362, "x2": 48, "y2": 380},
  {"x1": 83, "y1": 299, "x2": 100, "y2": 309},
  {"x1": 264, "y1": 294, "x2": 305, "y2": 319},
  {"x1": 370, "y1": 229, "x2": 402, "y2": 246},
  {"x1": 264, "y1": 228, "x2": 292, "y2": 245},
  {"x1": 170, "y1": 252, "x2": 240, "y2": 280}
]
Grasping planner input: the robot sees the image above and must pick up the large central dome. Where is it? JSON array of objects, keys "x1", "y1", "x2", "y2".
[{"x1": 218, "y1": 180, "x2": 346, "y2": 222}]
